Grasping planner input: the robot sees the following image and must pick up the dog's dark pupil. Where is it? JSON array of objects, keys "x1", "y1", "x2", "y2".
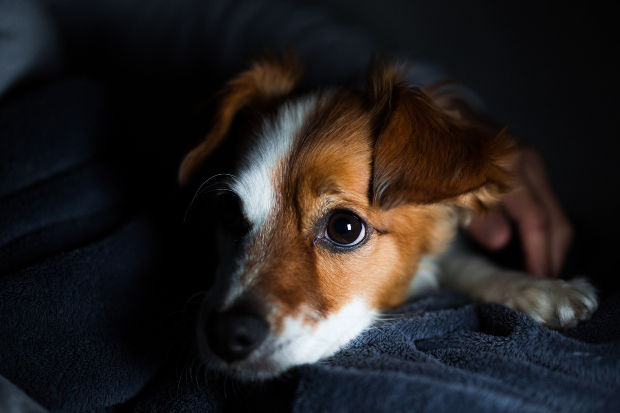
[{"x1": 328, "y1": 212, "x2": 361, "y2": 245}]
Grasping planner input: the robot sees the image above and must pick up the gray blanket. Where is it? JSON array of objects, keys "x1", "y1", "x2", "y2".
[
  {"x1": 125, "y1": 291, "x2": 620, "y2": 413},
  {"x1": 295, "y1": 291, "x2": 620, "y2": 412}
]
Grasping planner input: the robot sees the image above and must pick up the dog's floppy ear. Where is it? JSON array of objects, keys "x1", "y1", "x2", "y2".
[
  {"x1": 366, "y1": 62, "x2": 517, "y2": 212},
  {"x1": 179, "y1": 53, "x2": 302, "y2": 186}
]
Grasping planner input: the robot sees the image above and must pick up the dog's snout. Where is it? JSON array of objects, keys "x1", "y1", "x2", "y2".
[{"x1": 204, "y1": 299, "x2": 269, "y2": 363}]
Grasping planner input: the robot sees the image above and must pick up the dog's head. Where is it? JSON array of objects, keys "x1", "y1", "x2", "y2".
[{"x1": 180, "y1": 55, "x2": 516, "y2": 379}]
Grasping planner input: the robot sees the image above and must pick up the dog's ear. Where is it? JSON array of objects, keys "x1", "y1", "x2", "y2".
[
  {"x1": 179, "y1": 53, "x2": 302, "y2": 186},
  {"x1": 366, "y1": 62, "x2": 517, "y2": 212}
]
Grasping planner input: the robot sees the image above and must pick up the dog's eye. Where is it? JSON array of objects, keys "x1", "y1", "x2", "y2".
[
  {"x1": 325, "y1": 211, "x2": 366, "y2": 246},
  {"x1": 217, "y1": 194, "x2": 244, "y2": 227}
]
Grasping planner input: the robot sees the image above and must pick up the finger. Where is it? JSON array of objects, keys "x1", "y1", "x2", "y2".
[
  {"x1": 466, "y1": 211, "x2": 512, "y2": 250},
  {"x1": 519, "y1": 149, "x2": 573, "y2": 276},
  {"x1": 503, "y1": 188, "x2": 550, "y2": 276},
  {"x1": 548, "y1": 222, "x2": 574, "y2": 277}
]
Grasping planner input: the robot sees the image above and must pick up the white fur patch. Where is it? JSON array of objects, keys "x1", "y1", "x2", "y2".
[
  {"x1": 204, "y1": 299, "x2": 377, "y2": 380},
  {"x1": 231, "y1": 95, "x2": 318, "y2": 228},
  {"x1": 275, "y1": 299, "x2": 377, "y2": 367}
]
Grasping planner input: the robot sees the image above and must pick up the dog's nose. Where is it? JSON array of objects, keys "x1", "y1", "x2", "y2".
[{"x1": 204, "y1": 299, "x2": 269, "y2": 363}]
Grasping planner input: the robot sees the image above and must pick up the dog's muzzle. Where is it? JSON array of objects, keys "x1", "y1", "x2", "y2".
[{"x1": 203, "y1": 298, "x2": 269, "y2": 363}]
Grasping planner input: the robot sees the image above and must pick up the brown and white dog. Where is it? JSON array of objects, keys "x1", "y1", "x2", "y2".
[{"x1": 179, "y1": 54, "x2": 597, "y2": 380}]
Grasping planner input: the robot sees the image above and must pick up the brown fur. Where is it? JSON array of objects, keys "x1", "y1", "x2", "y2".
[
  {"x1": 179, "y1": 52, "x2": 302, "y2": 185},
  {"x1": 181, "y1": 55, "x2": 517, "y2": 327},
  {"x1": 367, "y1": 62, "x2": 516, "y2": 209}
]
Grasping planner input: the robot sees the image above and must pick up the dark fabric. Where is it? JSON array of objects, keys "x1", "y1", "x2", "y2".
[
  {"x1": 294, "y1": 292, "x2": 620, "y2": 413},
  {"x1": 0, "y1": 375, "x2": 49, "y2": 413},
  {"x1": 0, "y1": 78, "x2": 173, "y2": 412},
  {"x1": 43, "y1": 0, "x2": 377, "y2": 90},
  {"x1": 123, "y1": 291, "x2": 620, "y2": 413}
]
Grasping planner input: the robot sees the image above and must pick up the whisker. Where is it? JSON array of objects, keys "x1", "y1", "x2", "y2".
[
  {"x1": 184, "y1": 173, "x2": 236, "y2": 224},
  {"x1": 183, "y1": 291, "x2": 208, "y2": 315}
]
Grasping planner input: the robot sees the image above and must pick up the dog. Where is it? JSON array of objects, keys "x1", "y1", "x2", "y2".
[{"x1": 178, "y1": 53, "x2": 598, "y2": 380}]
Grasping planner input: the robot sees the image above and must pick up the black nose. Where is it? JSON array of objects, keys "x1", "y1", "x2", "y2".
[{"x1": 204, "y1": 299, "x2": 269, "y2": 363}]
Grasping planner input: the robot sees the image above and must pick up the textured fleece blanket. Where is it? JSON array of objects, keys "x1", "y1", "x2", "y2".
[
  {"x1": 1, "y1": 79, "x2": 619, "y2": 413},
  {"x1": 124, "y1": 291, "x2": 620, "y2": 413}
]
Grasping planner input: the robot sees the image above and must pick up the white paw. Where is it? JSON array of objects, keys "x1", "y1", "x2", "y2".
[{"x1": 502, "y1": 276, "x2": 598, "y2": 330}]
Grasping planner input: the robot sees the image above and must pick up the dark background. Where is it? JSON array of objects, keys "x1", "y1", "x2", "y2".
[{"x1": 304, "y1": 0, "x2": 620, "y2": 292}]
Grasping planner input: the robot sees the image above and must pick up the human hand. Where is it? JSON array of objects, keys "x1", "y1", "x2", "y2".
[{"x1": 466, "y1": 147, "x2": 573, "y2": 277}]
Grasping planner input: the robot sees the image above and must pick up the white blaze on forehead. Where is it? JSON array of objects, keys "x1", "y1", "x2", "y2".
[
  {"x1": 274, "y1": 299, "x2": 377, "y2": 367},
  {"x1": 231, "y1": 95, "x2": 319, "y2": 228}
]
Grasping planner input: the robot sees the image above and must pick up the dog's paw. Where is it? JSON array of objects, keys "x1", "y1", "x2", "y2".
[{"x1": 502, "y1": 276, "x2": 598, "y2": 330}]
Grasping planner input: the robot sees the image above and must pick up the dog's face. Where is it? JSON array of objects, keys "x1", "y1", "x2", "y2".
[{"x1": 180, "y1": 56, "x2": 515, "y2": 379}]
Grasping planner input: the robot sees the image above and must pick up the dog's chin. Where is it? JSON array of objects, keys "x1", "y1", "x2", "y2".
[
  {"x1": 196, "y1": 333, "x2": 303, "y2": 381},
  {"x1": 200, "y1": 355, "x2": 291, "y2": 381},
  {"x1": 197, "y1": 302, "x2": 378, "y2": 380}
]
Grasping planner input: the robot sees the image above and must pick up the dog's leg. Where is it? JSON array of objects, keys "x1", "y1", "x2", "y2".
[{"x1": 434, "y1": 241, "x2": 598, "y2": 330}]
